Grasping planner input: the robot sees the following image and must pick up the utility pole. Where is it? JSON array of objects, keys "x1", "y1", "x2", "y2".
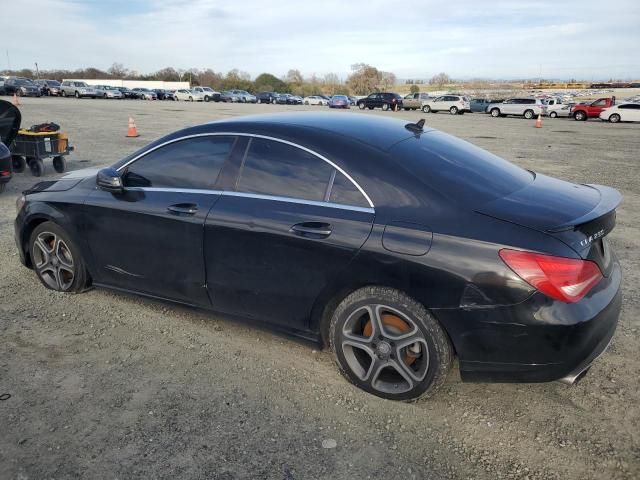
[
  {"x1": 6, "y1": 49, "x2": 10, "y2": 71},
  {"x1": 35, "y1": 62, "x2": 40, "y2": 79}
]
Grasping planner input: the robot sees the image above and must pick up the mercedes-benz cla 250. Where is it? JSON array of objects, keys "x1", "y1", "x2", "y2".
[{"x1": 15, "y1": 113, "x2": 622, "y2": 401}]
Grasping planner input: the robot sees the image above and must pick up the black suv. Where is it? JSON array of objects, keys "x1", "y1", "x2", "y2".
[
  {"x1": 357, "y1": 92, "x2": 403, "y2": 111},
  {"x1": 257, "y1": 92, "x2": 279, "y2": 104}
]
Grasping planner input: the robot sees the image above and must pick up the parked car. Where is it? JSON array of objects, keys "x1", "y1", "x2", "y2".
[
  {"x1": 403, "y1": 92, "x2": 432, "y2": 111},
  {"x1": 257, "y1": 92, "x2": 279, "y2": 104},
  {"x1": 547, "y1": 104, "x2": 572, "y2": 118},
  {"x1": 469, "y1": 98, "x2": 492, "y2": 113},
  {"x1": 221, "y1": 91, "x2": 241, "y2": 103},
  {"x1": 116, "y1": 87, "x2": 139, "y2": 99},
  {"x1": 14, "y1": 113, "x2": 622, "y2": 401},
  {"x1": 487, "y1": 98, "x2": 545, "y2": 119},
  {"x1": 0, "y1": 76, "x2": 6, "y2": 95},
  {"x1": 174, "y1": 89, "x2": 204, "y2": 101},
  {"x1": 347, "y1": 96, "x2": 358, "y2": 106},
  {"x1": 152, "y1": 89, "x2": 174, "y2": 100},
  {"x1": 357, "y1": 92, "x2": 403, "y2": 111},
  {"x1": 226, "y1": 90, "x2": 256, "y2": 103},
  {"x1": 192, "y1": 87, "x2": 220, "y2": 102},
  {"x1": 60, "y1": 81, "x2": 98, "y2": 98},
  {"x1": 94, "y1": 85, "x2": 123, "y2": 99},
  {"x1": 276, "y1": 93, "x2": 302, "y2": 105},
  {"x1": 0, "y1": 99, "x2": 20, "y2": 193},
  {"x1": 328, "y1": 95, "x2": 350, "y2": 109},
  {"x1": 571, "y1": 98, "x2": 615, "y2": 121},
  {"x1": 34, "y1": 79, "x2": 62, "y2": 96},
  {"x1": 4, "y1": 78, "x2": 42, "y2": 97},
  {"x1": 422, "y1": 95, "x2": 470, "y2": 115},
  {"x1": 303, "y1": 95, "x2": 327, "y2": 106},
  {"x1": 599, "y1": 103, "x2": 640, "y2": 123},
  {"x1": 132, "y1": 88, "x2": 158, "y2": 100}
]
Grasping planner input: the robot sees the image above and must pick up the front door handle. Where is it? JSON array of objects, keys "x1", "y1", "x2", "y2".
[
  {"x1": 167, "y1": 203, "x2": 198, "y2": 215},
  {"x1": 290, "y1": 222, "x2": 332, "y2": 238}
]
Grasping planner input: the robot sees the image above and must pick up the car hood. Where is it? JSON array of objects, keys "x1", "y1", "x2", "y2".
[
  {"x1": 0, "y1": 99, "x2": 21, "y2": 146},
  {"x1": 62, "y1": 166, "x2": 102, "y2": 179}
]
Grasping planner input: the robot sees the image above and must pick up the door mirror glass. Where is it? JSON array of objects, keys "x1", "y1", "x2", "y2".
[{"x1": 97, "y1": 167, "x2": 123, "y2": 193}]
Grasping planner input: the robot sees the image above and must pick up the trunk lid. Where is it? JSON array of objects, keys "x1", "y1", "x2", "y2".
[
  {"x1": 477, "y1": 173, "x2": 622, "y2": 274},
  {"x1": 0, "y1": 99, "x2": 21, "y2": 146}
]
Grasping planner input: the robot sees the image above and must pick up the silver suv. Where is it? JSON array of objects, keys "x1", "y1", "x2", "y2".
[
  {"x1": 422, "y1": 95, "x2": 470, "y2": 114},
  {"x1": 60, "y1": 81, "x2": 98, "y2": 99},
  {"x1": 487, "y1": 98, "x2": 545, "y2": 119}
]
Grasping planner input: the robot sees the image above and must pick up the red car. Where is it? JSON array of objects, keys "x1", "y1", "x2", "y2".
[
  {"x1": 571, "y1": 97, "x2": 615, "y2": 121},
  {"x1": 329, "y1": 95, "x2": 351, "y2": 109}
]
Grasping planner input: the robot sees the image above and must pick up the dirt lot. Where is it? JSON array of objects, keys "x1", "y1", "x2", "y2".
[{"x1": 1, "y1": 98, "x2": 639, "y2": 480}]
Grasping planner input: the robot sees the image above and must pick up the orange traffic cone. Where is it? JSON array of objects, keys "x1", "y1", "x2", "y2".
[
  {"x1": 12, "y1": 93, "x2": 21, "y2": 107},
  {"x1": 535, "y1": 114, "x2": 542, "y2": 128},
  {"x1": 126, "y1": 115, "x2": 139, "y2": 137}
]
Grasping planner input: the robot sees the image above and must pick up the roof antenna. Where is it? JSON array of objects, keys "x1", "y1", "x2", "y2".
[{"x1": 405, "y1": 118, "x2": 426, "y2": 133}]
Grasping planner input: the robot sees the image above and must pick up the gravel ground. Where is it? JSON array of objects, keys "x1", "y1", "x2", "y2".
[{"x1": 1, "y1": 98, "x2": 639, "y2": 480}]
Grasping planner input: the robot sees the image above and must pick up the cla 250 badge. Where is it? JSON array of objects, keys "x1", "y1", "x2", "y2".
[{"x1": 580, "y1": 229, "x2": 605, "y2": 247}]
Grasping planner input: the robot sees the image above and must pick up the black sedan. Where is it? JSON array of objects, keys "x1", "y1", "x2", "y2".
[{"x1": 14, "y1": 113, "x2": 622, "y2": 401}]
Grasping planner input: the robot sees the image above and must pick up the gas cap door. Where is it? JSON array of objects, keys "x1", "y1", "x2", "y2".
[{"x1": 382, "y1": 221, "x2": 433, "y2": 256}]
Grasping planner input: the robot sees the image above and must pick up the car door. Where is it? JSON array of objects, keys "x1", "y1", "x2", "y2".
[
  {"x1": 204, "y1": 136, "x2": 375, "y2": 330},
  {"x1": 83, "y1": 135, "x2": 238, "y2": 305},
  {"x1": 619, "y1": 104, "x2": 640, "y2": 121},
  {"x1": 501, "y1": 99, "x2": 516, "y2": 115}
]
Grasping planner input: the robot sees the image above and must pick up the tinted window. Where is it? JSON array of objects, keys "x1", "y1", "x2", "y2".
[
  {"x1": 237, "y1": 138, "x2": 333, "y2": 201},
  {"x1": 124, "y1": 136, "x2": 235, "y2": 189},
  {"x1": 392, "y1": 132, "x2": 534, "y2": 205},
  {"x1": 329, "y1": 172, "x2": 368, "y2": 207},
  {"x1": 592, "y1": 99, "x2": 607, "y2": 106}
]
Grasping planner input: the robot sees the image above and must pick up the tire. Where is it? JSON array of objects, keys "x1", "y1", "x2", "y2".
[
  {"x1": 17, "y1": 90, "x2": 23, "y2": 97},
  {"x1": 329, "y1": 286, "x2": 453, "y2": 401},
  {"x1": 574, "y1": 111, "x2": 587, "y2": 121},
  {"x1": 422, "y1": 105, "x2": 431, "y2": 113},
  {"x1": 204, "y1": 96, "x2": 210, "y2": 102},
  {"x1": 490, "y1": 108, "x2": 501, "y2": 117},
  {"x1": 358, "y1": 103, "x2": 365, "y2": 110},
  {"x1": 12, "y1": 155, "x2": 26, "y2": 173},
  {"x1": 368, "y1": 106, "x2": 374, "y2": 110},
  {"x1": 403, "y1": 107, "x2": 409, "y2": 111},
  {"x1": 61, "y1": 91, "x2": 67, "y2": 97},
  {"x1": 53, "y1": 156, "x2": 66, "y2": 173},
  {"x1": 29, "y1": 221, "x2": 90, "y2": 293},
  {"x1": 28, "y1": 158, "x2": 44, "y2": 177},
  {"x1": 382, "y1": 103, "x2": 390, "y2": 111},
  {"x1": 549, "y1": 111, "x2": 558, "y2": 118},
  {"x1": 609, "y1": 114, "x2": 621, "y2": 123},
  {"x1": 449, "y1": 106, "x2": 458, "y2": 115},
  {"x1": 304, "y1": 101, "x2": 309, "y2": 105},
  {"x1": 103, "y1": 93, "x2": 108, "y2": 99},
  {"x1": 523, "y1": 109, "x2": 534, "y2": 120},
  {"x1": 189, "y1": 96, "x2": 193, "y2": 102},
  {"x1": 75, "y1": 91, "x2": 80, "y2": 99},
  {"x1": 0, "y1": 182, "x2": 5, "y2": 193}
]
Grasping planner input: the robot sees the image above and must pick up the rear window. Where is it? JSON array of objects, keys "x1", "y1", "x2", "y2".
[{"x1": 391, "y1": 131, "x2": 534, "y2": 205}]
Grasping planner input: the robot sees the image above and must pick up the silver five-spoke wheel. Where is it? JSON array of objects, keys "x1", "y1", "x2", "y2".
[{"x1": 32, "y1": 231, "x2": 75, "y2": 290}]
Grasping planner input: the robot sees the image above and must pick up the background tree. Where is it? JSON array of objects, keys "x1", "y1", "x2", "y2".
[
  {"x1": 410, "y1": 84, "x2": 420, "y2": 94},
  {"x1": 429, "y1": 72, "x2": 452, "y2": 88},
  {"x1": 254, "y1": 72, "x2": 288, "y2": 92},
  {"x1": 379, "y1": 71, "x2": 397, "y2": 90},
  {"x1": 347, "y1": 63, "x2": 382, "y2": 95},
  {"x1": 108, "y1": 62, "x2": 128, "y2": 78},
  {"x1": 323, "y1": 73, "x2": 341, "y2": 95}
]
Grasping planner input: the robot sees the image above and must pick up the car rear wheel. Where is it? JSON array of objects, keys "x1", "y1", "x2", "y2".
[
  {"x1": 330, "y1": 286, "x2": 453, "y2": 401},
  {"x1": 523, "y1": 109, "x2": 535, "y2": 119},
  {"x1": 449, "y1": 106, "x2": 458, "y2": 115},
  {"x1": 609, "y1": 114, "x2": 621, "y2": 123},
  {"x1": 490, "y1": 108, "x2": 501, "y2": 117},
  {"x1": 358, "y1": 103, "x2": 365, "y2": 110},
  {"x1": 29, "y1": 222, "x2": 90, "y2": 293},
  {"x1": 549, "y1": 111, "x2": 558, "y2": 118},
  {"x1": 12, "y1": 155, "x2": 26, "y2": 173},
  {"x1": 382, "y1": 103, "x2": 390, "y2": 111},
  {"x1": 422, "y1": 105, "x2": 431, "y2": 113},
  {"x1": 574, "y1": 111, "x2": 587, "y2": 121}
]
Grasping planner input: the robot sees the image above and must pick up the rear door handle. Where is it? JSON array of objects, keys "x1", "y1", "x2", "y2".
[
  {"x1": 167, "y1": 203, "x2": 198, "y2": 215},
  {"x1": 290, "y1": 222, "x2": 332, "y2": 238}
]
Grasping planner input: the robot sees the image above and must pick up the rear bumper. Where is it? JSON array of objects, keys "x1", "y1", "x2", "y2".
[{"x1": 435, "y1": 259, "x2": 622, "y2": 383}]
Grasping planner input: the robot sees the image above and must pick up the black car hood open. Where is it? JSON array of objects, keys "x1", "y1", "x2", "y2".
[
  {"x1": 0, "y1": 99, "x2": 21, "y2": 146},
  {"x1": 476, "y1": 173, "x2": 622, "y2": 233}
]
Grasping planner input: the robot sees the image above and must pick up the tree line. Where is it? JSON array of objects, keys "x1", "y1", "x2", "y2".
[{"x1": 1, "y1": 62, "x2": 457, "y2": 95}]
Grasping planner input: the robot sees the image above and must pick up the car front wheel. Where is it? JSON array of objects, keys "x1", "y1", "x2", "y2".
[
  {"x1": 574, "y1": 111, "x2": 587, "y2": 121},
  {"x1": 523, "y1": 109, "x2": 535, "y2": 119},
  {"x1": 490, "y1": 108, "x2": 501, "y2": 117},
  {"x1": 29, "y1": 221, "x2": 90, "y2": 293},
  {"x1": 422, "y1": 105, "x2": 431, "y2": 113},
  {"x1": 549, "y1": 111, "x2": 558, "y2": 118},
  {"x1": 329, "y1": 286, "x2": 453, "y2": 401},
  {"x1": 609, "y1": 114, "x2": 621, "y2": 123}
]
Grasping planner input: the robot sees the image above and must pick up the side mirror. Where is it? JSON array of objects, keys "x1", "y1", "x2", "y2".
[{"x1": 97, "y1": 167, "x2": 123, "y2": 193}]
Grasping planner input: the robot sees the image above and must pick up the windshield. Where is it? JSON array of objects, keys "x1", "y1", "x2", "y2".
[
  {"x1": 16, "y1": 80, "x2": 34, "y2": 86},
  {"x1": 333, "y1": 95, "x2": 347, "y2": 100},
  {"x1": 391, "y1": 131, "x2": 534, "y2": 205}
]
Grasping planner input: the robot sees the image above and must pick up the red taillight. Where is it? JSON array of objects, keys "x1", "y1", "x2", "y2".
[{"x1": 499, "y1": 249, "x2": 603, "y2": 303}]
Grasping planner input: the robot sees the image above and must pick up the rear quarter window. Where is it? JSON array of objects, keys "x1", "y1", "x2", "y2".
[{"x1": 391, "y1": 131, "x2": 534, "y2": 205}]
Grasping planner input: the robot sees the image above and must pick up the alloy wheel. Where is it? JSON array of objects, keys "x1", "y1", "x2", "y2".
[
  {"x1": 339, "y1": 304, "x2": 429, "y2": 395},
  {"x1": 32, "y1": 231, "x2": 75, "y2": 291}
]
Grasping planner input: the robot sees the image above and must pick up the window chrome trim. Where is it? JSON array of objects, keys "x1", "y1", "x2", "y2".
[
  {"x1": 116, "y1": 132, "x2": 375, "y2": 208},
  {"x1": 123, "y1": 187, "x2": 374, "y2": 214}
]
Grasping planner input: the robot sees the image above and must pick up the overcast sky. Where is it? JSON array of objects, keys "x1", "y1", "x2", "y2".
[{"x1": 4, "y1": 0, "x2": 640, "y2": 80}]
